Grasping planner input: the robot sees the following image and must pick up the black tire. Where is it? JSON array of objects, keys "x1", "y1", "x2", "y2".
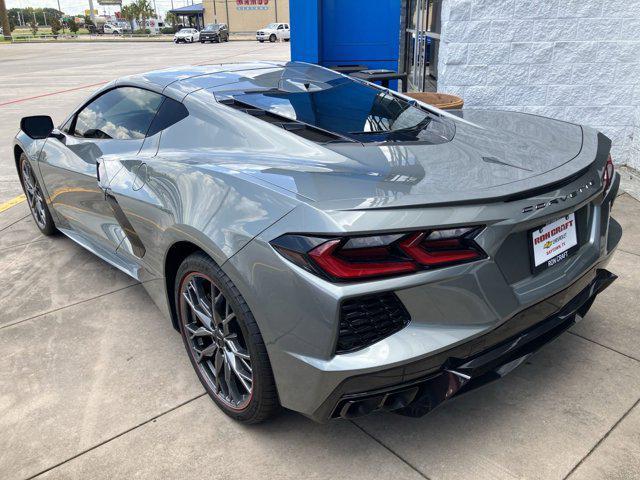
[
  {"x1": 259, "y1": 39, "x2": 264, "y2": 43},
  {"x1": 269, "y1": 34, "x2": 276, "y2": 43},
  {"x1": 175, "y1": 251, "x2": 280, "y2": 423},
  {"x1": 18, "y1": 153, "x2": 56, "y2": 236},
  {"x1": 284, "y1": 38, "x2": 290, "y2": 42},
  {"x1": 200, "y1": 40, "x2": 204, "y2": 43}
]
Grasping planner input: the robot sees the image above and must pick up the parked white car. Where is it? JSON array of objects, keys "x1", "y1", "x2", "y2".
[
  {"x1": 174, "y1": 28, "x2": 200, "y2": 43},
  {"x1": 103, "y1": 23, "x2": 123, "y2": 35},
  {"x1": 256, "y1": 23, "x2": 290, "y2": 43}
]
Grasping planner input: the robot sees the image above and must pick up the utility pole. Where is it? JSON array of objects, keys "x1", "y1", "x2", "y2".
[
  {"x1": 0, "y1": 0, "x2": 11, "y2": 40},
  {"x1": 57, "y1": 0, "x2": 65, "y2": 33},
  {"x1": 88, "y1": 0, "x2": 96, "y2": 21}
]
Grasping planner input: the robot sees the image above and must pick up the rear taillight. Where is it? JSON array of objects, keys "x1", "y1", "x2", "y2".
[
  {"x1": 399, "y1": 229, "x2": 482, "y2": 266},
  {"x1": 270, "y1": 227, "x2": 485, "y2": 282},
  {"x1": 602, "y1": 154, "x2": 614, "y2": 193}
]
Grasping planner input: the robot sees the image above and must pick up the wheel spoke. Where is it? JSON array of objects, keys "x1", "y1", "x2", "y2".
[
  {"x1": 194, "y1": 343, "x2": 217, "y2": 363},
  {"x1": 225, "y1": 336, "x2": 250, "y2": 360},
  {"x1": 224, "y1": 349, "x2": 252, "y2": 393},
  {"x1": 180, "y1": 272, "x2": 253, "y2": 409},
  {"x1": 186, "y1": 323, "x2": 211, "y2": 339},
  {"x1": 183, "y1": 283, "x2": 215, "y2": 331}
]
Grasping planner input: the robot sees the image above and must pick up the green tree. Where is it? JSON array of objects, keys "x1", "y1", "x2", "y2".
[
  {"x1": 120, "y1": 4, "x2": 136, "y2": 32},
  {"x1": 7, "y1": 8, "x2": 22, "y2": 28},
  {"x1": 84, "y1": 15, "x2": 95, "y2": 29},
  {"x1": 50, "y1": 16, "x2": 61, "y2": 36},
  {"x1": 165, "y1": 11, "x2": 179, "y2": 32},
  {"x1": 66, "y1": 17, "x2": 78, "y2": 34},
  {"x1": 132, "y1": 0, "x2": 154, "y2": 34},
  {"x1": 43, "y1": 8, "x2": 63, "y2": 22}
]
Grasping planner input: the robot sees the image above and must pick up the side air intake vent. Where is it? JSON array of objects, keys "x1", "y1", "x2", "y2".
[
  {"x1": 218, "y1": 97, "x2": 353, "y2": 143},
  {"x1": 337, "y1": 293, "x2": 410, "y2": 354}
]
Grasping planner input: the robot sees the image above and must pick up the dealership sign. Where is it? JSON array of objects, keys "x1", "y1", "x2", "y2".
[{"x1": 236, "y1": 0, "x2": 270, "y2": 10}]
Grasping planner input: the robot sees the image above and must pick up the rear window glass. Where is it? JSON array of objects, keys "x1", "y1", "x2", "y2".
[
  {"x1": 229, "y1": 79, "x2": 454, "y2": 143},
  {"x1": 147, "y1": 97, "x2": 189, "y2": 137}
]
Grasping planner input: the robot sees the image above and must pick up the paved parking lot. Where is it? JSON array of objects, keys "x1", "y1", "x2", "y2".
[{"x1": 1, "y1": 42, "x2": 639, "y2": 480}]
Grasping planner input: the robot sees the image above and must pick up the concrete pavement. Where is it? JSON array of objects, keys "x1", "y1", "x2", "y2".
[{"x1": 0, "y1": 43, "x2": 639, "y2": 480}]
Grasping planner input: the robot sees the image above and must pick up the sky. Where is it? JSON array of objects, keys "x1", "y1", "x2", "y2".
[{"x1": 5, "y1": 0, "x2": 198, "y2": 17}]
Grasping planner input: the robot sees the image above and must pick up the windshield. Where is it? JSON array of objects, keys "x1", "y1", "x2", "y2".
[
  {"x1": 228, "y1": 78, "x2": 454, "y2": 143},
  {"x1": 265, "y1": 23, "x2": 279, "y2": 29},
  {"x1": 179, "y1": 29, "x2": 194, "y2": 33},
  {"x1": 203, "y1": 24, "x2": 221, "y2": 31}
]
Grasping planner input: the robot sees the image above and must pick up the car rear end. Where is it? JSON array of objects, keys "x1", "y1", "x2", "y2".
[
  {"x1": 200, "y1": 29, "x2": 219, "y2": 42},
  {"x1": 223, "y1": 131, "x2": 621, "y2": 423},
  {"x1": 205, "y1": 64, "x2": 621, "y2": 422}
]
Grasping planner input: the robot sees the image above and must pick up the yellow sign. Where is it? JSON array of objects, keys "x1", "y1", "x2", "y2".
[{"x1": 84, "y1": 9, "x2": 99, "y2": 16}]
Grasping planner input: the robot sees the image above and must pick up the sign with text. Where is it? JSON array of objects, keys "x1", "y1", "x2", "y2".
[{"x1": 236, "y1": 0, "x2": 270, "y2": 10}]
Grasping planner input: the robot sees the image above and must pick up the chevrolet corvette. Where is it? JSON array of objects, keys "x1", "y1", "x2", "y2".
[{"x1": 14, "y1": 61, "x2": 621, "y2": 423}]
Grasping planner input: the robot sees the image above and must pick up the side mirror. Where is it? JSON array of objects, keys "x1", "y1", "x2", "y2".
[{"x1": 20, "y1": 116, "x2": 55, "y2": 140}]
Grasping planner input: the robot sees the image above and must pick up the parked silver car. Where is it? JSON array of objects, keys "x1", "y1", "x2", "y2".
[{"x1": 13, "y1": 62, "x2": 621, "y2": 423}]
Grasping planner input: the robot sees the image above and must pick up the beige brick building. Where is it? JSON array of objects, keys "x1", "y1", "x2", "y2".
[{"x1": 203, "y1": 0, "x2": 290, "y2": 33}]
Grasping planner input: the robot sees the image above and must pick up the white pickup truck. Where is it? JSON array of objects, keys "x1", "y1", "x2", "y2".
[{"x1": 256, "y1": 22, "x2": 290, "y2": 43}]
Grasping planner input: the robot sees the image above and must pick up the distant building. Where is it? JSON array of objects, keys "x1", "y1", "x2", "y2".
[{"x1": 203, "y1": 0, "x2": 289, "y2": 32}]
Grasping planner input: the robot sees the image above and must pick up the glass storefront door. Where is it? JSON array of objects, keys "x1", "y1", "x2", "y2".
[{"x1": 405, "y1": 0, "x2": 441, "y2": 92}]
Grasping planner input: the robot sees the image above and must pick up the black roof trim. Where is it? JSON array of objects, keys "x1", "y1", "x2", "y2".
[{"x1": 218, "y1": 97, "x2": 356, "y2": 144}]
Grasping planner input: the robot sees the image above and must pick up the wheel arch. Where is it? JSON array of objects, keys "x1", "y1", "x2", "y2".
[
  {"x1": 14, "y1": 144, "x2": 25, "y2": 174},
  {"x1": 164, "y1": 240, "x2": 205, "y2": 331}
]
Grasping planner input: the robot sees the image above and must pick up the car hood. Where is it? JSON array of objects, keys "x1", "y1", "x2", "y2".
[{"x1": 238, "y1": 110, "x2": 594, "y2": 209}]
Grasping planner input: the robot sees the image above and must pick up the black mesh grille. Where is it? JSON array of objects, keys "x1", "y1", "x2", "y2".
[{"x1": 337, "y1": 293, "x2": 410, "y2": 354}]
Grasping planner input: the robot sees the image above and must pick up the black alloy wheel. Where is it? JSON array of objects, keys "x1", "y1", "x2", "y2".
[
  {"x1": 176, "y1": 252, "x2": 279, "y2": 423},
  {"x1": 19, "y1": 154, "x2": 56, "y2": 235},
  {"x1": 269, "y1": 33, "x2": 276, "y2": 42}
]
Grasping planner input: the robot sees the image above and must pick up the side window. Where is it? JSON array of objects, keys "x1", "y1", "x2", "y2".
[
  {"x1": 146, "y1": 97, "x2": 189, "y2": 137},
  {"x1": 73, "y1": 87, "x2": 164, "y2": 140},
  {"x1": 285, "y1": 24, "x2": 289, "y2": 29},
  {"x1": 277, "y1": 24, "x2": 284, "y2": 30}
]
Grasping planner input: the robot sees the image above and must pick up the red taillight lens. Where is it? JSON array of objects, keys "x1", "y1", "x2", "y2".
[
  {"x1": 399, "y1": 232, "x2": 481, "y2": 266},
  {"x1": 308, "y1": 239, "x2": 417, "y2": 280},
  {"x1": 271, "y1": 227, "x2": 485, "y2": 282},
  {"x1": 602, "y1": 154, "x2": 614, "y2": 193}
]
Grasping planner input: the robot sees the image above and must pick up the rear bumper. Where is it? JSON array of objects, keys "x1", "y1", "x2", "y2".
[
  {"x1": 222, "y1": 154, "x2": 622, "y2": 421},
  {"x1": 325, "y1": 267, "x2": 617, "y2": 420}
]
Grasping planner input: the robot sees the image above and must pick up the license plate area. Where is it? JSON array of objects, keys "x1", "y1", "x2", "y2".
[{"x1": 529, "y1": 213, "x2": 579, "y2": 273}]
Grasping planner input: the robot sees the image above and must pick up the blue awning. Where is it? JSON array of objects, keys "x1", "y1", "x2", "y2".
[{"x1": 169, "y1": 3, "x2": 204, "y2": 15}]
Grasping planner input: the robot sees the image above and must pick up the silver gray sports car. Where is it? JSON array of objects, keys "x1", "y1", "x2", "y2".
[{"x1": 14, "y1": 61, "x2": 621, "y2": 423}]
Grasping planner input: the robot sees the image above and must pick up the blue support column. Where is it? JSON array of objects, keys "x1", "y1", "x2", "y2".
[
  {"x1": 290, "y1": 0, "x2": 322, "y2": 64},
  {"x1": 290, "y1": 0, "x2": 401, "y2": 73}
]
